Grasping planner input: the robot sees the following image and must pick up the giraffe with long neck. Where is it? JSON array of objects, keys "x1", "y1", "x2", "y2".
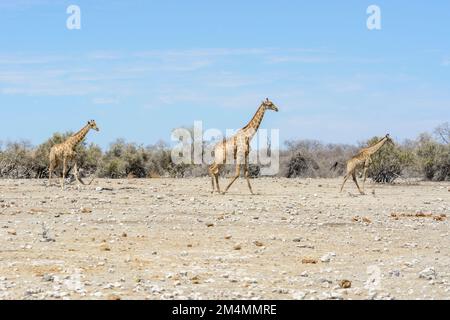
[
  {"x1": 209, "y1": 98, "x2": 279, "y2": 194},
  {"x1": 48, "y1": 120, "x2": 100, "y2": 189},
  {"x1": 339, "y1": 134, "x2": 394, "y2": 195}
]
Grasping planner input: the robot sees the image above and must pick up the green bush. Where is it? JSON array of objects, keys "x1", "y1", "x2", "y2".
[
  {"x1": 99, "y1": 139, "x2": 146, "y2": 178},
  {"x1": 286, "y1": 152, "x2": 319, "y2": 178},
  {"x1": 1, "y1": 124, "x2": 449, "y2": 181},
  {"x1": 0, "y1": 141, "x2": 35, "y2": 178},
  {"x1": 415, "y1": 134, "x2": 450, "y2": 181},
  {"x1": 366, "y1": 137, "x2": 414, "y2": 183}
]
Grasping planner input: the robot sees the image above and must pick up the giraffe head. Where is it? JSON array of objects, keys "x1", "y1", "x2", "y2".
[
  {"x1": 88, "y1": 120, "x2": 100, "y2": 132},
  {"x1": 385, "y1": 134, "x2": 394, "y2": 145},
  {"x1": 262, "y1": 98, "x2": 279, "y2": 112}
]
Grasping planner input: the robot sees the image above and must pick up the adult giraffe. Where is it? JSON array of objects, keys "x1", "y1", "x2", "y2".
[
  {"x1": 48, "y1": 120, "x2": 100, "y2": 189},
  {"x1": 338, "y1": 134, "x2": 394, "y2": 195},
  {"x1": 209, "y1": 98, "x2": 279, "y2": 195}
]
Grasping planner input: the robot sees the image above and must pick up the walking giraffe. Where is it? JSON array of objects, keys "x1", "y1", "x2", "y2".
[
  {"x1": 338, "y1": 134, "x2": 394, "y2": 195},
  {"x1": 48, "y1": 120, "x2": 100, "y2": 189},
  {"x1": 209, "y1": 98, "x2": 279, "y2": 195}
]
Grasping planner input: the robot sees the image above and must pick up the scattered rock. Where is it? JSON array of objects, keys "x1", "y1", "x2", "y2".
[
  {"x1": 42, "y1": 274, "x2": 54, "y2": 282},
  {"x1": 253, "y1": 241, "x2": 264, "y2": 247},
  {"x1": 292, "y1": 291, "x2": 307, "y2": 300},
  {"x1": 28, "y1": 208, "x2": 47, "y2": 214},
  {"x1": 95, "y1": 187, "x2": 113, "y2": 192},
  {"x1": 339, "y1": 280, "x2": 352, "y2": 289},
  {"x1": 419, "y1": 267, "x2": 437, "y2": 280},
  {"x1": 320, "y1": 252, "x2": 336, "y2": 263},
  {"x1": 191, "y1": 276, "x2": 201, "y2": 284},
  {"x1": 100, "y1": 243, "x2": 111, "y2": 251},
  {"x1": 302, "y1": 258, "x2": 318, "y2": 264}
]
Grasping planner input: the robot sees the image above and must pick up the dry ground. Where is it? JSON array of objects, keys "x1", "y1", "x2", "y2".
[{"x1": 0, "y1": 177, "x2": 449, "y2": 300}]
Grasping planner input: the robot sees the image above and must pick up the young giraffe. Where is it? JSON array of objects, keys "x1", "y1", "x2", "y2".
[
  {"x1": 339, "y1": 134, "x2": 394, "y2": 195},
  {"x1": 209, "y1": 98, "x2": 279, "y2": 195},
  {"x1": 48, "y1": 120, "x2": 100, "y2": 189}
]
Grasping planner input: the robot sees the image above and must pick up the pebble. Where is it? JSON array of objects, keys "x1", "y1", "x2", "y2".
[
  {"x1": 100, "y1": 243, "x2": 111, "y2": 251},
  {"x1": 339, "y1": 280, "x2": 352, "y2": 289},
  {"x1": 320, "y1": 252, "x2": 336, "y2": 263},
  {"x1": 419, "y1": 267, "x2": 437, "y2": 280},
  {"x1": 292, "y1": 291, "x2": 306, "y2": 300}
]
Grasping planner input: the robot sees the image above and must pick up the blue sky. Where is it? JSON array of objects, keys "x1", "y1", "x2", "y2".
[{"x1": 0, "y1": 0, "x2": 449, "y2": 148}]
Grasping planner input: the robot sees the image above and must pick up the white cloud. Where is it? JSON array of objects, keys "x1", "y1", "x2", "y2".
[
  {"x1": 265, "y1": 55, "x2": 330, "y2": 64},
  {"x1": 0, "y1": 0, "x2": 62, "y2": 10},
  {"x1": 92, "y1": 98, "x2": 120, "y2": 105},
  {"x1": 87, "y1": 51, "x2": 123, "y2": 61},
  {"x1": 0, "y1": 54, "x2": 68, "y2": 65}
]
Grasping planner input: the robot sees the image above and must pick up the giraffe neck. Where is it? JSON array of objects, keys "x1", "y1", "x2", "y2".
[
  {"x1": 366, "y1": 137, "x2": 387, "y2": 155},
  {"x1": 242, "y1": 104, "x2": 266, "y2": 138},
  {"x1": 67, "y1": 124, "x2": 91, "y2": 148}
]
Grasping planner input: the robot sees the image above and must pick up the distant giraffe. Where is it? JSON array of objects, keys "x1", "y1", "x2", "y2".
[
  {"x1": 209, "y1": 98, "x2": 279, "y2": 195},
  {"x1": 48, "y1": 120, "x2": 100, "y2": 189},
  {"x1": 339, "y1": 134, "x2": 394, "y2": 195}
]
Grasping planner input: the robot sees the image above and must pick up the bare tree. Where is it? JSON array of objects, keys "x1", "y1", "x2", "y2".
[{"x1": 434, "y1": 122, "x2": 450, "y2": 144}]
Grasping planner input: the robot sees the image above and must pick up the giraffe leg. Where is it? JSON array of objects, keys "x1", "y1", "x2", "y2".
[
  {"x1": 48, "y1": 152, "x2": 57, "y2": 186},
  {"x1": 340, "y1": 173, "x2": 350, "y2": 192},
  {"x1": 362, "y1": 157, "x2": 372, "y2": 194},
  {"x1": 210, "y1": 173, "x2": 215, "y2": 194},
  {"x1": 209, "y1": 164, "x2": 217, "y2": 193},
  {"x1": 223, "y1": 163, "x2": 241, "y2": 194},
  {"x1": 362, "y1": 165, "x2": 369, "y2": 194},
  {"x1": 213, "y1": 164, "x2": 222, "y2": 194},
  {"x1": 48, "y1": 160, "x2": 54, "y2": 187},
  {"x1": 352, "y1": 171, "x2": 364, "y2": 195},
  {"x1": 61, "y1": 158, "x2": 67, "y2": 190},
  {"x1": 244, "y1": 154, "x2": 254, "y2": 195},
  {"x1": 73, "y1": 162, "x2": 82, "y2": 187},
  {"x1": 215, "y1": 172, "x2": 221, "y2": 194}
]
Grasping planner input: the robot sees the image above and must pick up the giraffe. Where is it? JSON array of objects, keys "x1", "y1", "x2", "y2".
[
  {"x1": 339, "y1": 134, "x2": 394, "y2": 195},
  {"x1": 48, "y1": 120, "x2": 100, "y2": 189},
  {"x1": 208, "y1": 98, "x2": 279, "y2": 195}
]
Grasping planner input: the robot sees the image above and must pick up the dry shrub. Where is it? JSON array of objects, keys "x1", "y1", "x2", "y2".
[{"x1": 1, "y1": 123, "x2": 449, "y2": 181}]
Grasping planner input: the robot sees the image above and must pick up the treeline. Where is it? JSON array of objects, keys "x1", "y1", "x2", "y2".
[{"x1": 0, "y1": 123, "x2": 449, "y2": 182}]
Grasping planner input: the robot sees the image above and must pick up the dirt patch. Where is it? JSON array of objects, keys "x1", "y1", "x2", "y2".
[{"x1": 0, "y1": 178, "x2": 448, "y2": 300}]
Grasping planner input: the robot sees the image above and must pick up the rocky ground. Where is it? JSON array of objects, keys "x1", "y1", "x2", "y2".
[{"x1": 0, "y1": 178, "x2": 449, "y2": 300}]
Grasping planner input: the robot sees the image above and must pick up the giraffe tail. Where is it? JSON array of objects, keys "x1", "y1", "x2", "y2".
[{"x1": 330, "y1": 161, "x2": 340, "y2": 171}]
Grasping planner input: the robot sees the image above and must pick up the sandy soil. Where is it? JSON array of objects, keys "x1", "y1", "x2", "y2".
[{"x1": 0, "y1": 177, "x2": 449, "y2": 300}]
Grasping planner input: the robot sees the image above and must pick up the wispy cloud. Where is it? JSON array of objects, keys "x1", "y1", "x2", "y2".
[
  {"x1": 265, "y1": 55, "x2": 331, "y2": 64},
  {"x1": 0, "y1": 54, "x2": 68, "y2": 65},
  {"x1": 0, "y1": 48, "x2": 326, "y2": 97},
  {"x1": 133, "y1": 48, "x2": 272, "y2": 58},
  {"x1": 92, "y1": 97, "x2": 120, "y2": 105},
  {"x1": 0, "y1": 0, "x2": 62, "y2": 10},
  {"x1": 88, "y1": 51, "x2": 123, "y2": 61}
]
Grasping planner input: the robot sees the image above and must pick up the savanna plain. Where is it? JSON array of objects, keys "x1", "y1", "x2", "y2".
[{"x1": 0, "y1": 177, "x2": 449, "y2": 300}]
